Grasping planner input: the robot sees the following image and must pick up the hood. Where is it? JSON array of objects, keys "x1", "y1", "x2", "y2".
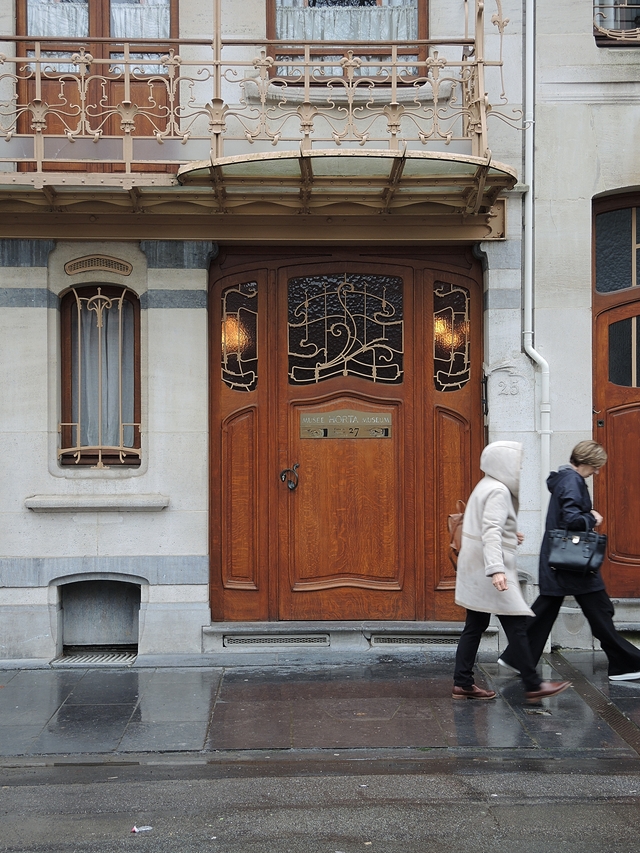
[
  {"x1": 480, "y1": 441, "x2": 523, "y2": 497},
  {"x1": 547, "y1": 464, "x2": 573, "y2": 493}
]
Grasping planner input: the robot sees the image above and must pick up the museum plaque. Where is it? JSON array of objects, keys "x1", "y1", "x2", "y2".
[{"x1": 299, "y1": 409, "x2": 392, "y2": 439}]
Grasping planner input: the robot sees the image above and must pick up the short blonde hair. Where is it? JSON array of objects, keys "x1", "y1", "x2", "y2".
[{"x1": 570, "y1": 440, "x2": 608, "y2": 469}]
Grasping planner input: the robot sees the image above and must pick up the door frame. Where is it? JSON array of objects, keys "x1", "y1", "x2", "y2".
[{"x1": 208, "y1": 245, "x2": 484, "y2": 622}]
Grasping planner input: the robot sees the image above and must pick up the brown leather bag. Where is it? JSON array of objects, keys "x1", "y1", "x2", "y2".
[{"x1": 447, "y1": 500, "x2": 466, "y2": 570}]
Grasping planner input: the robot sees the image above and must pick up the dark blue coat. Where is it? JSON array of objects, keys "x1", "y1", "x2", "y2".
[{"x1": 538, "y1": 465, "x2": 606, "y2": 596}]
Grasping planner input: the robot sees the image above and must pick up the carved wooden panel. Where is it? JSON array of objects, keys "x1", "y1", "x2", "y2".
[
  {"x1": 221, "y1": 410, "x2": 259, "y2": 590},
  {"x1": 434, "y1": 408, "x2": 469, "y2": 590},
  {"x1": 608, "y1": 406, "x2": 640, "y2": 562},
  {"x1": 287, "y1": 396, "x2": 402, "y2": 593}
]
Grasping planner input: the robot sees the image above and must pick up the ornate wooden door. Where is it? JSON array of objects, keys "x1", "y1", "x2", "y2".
[
  {"x1": 276, "y1": 263, "x2": 414, "y2": 620},
  {"x1": 209, "y1": 248, "x2": 483, "y2": 622},
  {"x1": 594, "y1": 300, "x2": 640, "y2": 595}
]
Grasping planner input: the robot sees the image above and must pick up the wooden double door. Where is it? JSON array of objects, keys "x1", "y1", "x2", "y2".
[{"x1": 210, "y1": 248, "x2": 483, "y2": 622}]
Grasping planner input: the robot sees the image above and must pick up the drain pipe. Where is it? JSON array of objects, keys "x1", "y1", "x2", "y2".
[{"x1": 522, "y1": 0, "x2": 551, "y2": 529}]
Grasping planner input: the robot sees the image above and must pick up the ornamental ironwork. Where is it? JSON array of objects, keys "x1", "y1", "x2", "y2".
[
  {"x1": 221, "y1": 282, "x2": 258, "y2": 392},
  {"x1": 0, "y1": 0, "x2": 517, "y2": 174},
  {"x1": 433, "y1": 280, "x2": 470, "y2": 392},
  {"x1": 288, "y1": 273, "x2": 403, "y2": 384}
]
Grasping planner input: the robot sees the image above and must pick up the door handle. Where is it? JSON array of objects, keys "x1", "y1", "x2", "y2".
[{"x1": 280, "y1": 463, "x2": 300, "y2": 491}]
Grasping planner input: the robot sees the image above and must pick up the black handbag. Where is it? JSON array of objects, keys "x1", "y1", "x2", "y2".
[{"x1": 548, "y1": 529, "x2": 607, "y2": 575}]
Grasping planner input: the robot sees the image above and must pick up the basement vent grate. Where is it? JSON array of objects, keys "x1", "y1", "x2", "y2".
[
  {"x1": 64, "y1": 255, "x2": 133, "y2": 276},
  {"x1": 52, "y1": 650, "x2": 137, "y2": 667},
  {"x1": 223, "y1": 635, "x2": 330, "y2": 647},
  {"x1": 371, "y1": 635, "x2": 459, "y2": 646}
]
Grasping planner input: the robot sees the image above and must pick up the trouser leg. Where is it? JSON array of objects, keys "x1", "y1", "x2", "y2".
[
  {"x1": 454, "y1": 609, "x2": 491, "y2": 688},
  {"x1": 575, "y1": 589, "x2": 640, "y2": 677},
  {"x1": 498, "y1": 615, "x2": 542, "y2": 692},
  {"x1": 501, "y1": 595, "x2": 564, "y2": 668}
]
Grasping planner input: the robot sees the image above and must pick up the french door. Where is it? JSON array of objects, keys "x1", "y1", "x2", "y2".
[{"x1": 209, "y1": 247, "x2": 483, "y2": 622}]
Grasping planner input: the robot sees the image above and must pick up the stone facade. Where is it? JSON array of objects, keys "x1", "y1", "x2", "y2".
[{"x1": 0, "y1": 0, "x2": 638, "y2": 661}]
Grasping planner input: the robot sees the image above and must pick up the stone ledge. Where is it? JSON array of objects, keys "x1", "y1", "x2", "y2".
[{"x1": 24, "y1": 494, "x2": 170, "y2": 512}]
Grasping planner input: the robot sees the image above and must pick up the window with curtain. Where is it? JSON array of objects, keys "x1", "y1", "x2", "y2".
[
  {"x1": 19, "y1": 0, "x2": 174, "y2": 74},
  {"x1": 274, "y1": 0, "x2": 419, "y2": 42},
  {"x1": 60, "y1": 285, "x2": 141, "y2": 468},
  {"x1": 268, "y1": 0, "x2": 424, "y2": 78},
  {"x1": 594, "y1": 1, "x2": 640, "y2": 44}
]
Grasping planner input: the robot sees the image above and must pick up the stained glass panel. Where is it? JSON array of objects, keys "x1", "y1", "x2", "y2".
[
  {"x1": 433, "y1": 281, "x2": 470, "y2": 392},
  {"x1": 288, "y1": 273, "x2": 403, "y2": 384},
  {"x1": 609, "y1": 316, "x2": 640, "y2": 387},
  {"x1": 221, "y1": 282, "x2": 258, "y2": 392},
  {"x1": 596, "y1": 209, "x2": 633, "y2": 293}
]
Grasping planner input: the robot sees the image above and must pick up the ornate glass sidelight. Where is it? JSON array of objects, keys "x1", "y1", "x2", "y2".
[
  {"x1": 433, "y1": 281, "x2": 470, "y2": 392},
  {"x1": 609, "y1": 315, "x2": 640, "y2": 387},
  {"x1": 221, "y1": 282, "x2": 258, "y2": 392},
  {"x1": 288, "y1": 273, "x2": 403, "y2": 384}
]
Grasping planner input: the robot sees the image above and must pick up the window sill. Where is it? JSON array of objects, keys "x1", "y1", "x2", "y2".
[{"x1": 24, "y1": 494, "x2": 170, "y2": 513}]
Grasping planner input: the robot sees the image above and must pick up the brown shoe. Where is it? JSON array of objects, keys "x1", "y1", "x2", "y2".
[
  {"x1": 524, "y1": 680, "x2": 572, "y2": 703},
  {"x1": 452, "y1": 684, "x2": 497, "y2": 700}
]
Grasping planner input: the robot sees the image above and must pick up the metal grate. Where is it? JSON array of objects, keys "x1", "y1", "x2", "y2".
[
  {"x1": 371, "y1": 635, "x2": 459, "y2": 645},
  {"x1": 223, "y1": 635, "x2": 330, "y2": 647},
  {"x1": 53, "y1": 650, "x2": 137, "y2": 667},
  {"x1": 65, "y1": 255, "x2": 133, "y2": 276}
]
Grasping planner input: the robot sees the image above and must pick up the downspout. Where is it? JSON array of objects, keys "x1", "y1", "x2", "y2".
[{"x1": 522, "y1": 0, "x2": 551, "y2": 530}]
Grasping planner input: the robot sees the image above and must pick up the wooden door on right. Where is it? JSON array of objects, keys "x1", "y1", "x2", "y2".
[{"x1": 594, "y1": 300, "x2": 640, "y2": 596}]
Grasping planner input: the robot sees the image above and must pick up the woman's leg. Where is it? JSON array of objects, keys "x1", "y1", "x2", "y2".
[
  {"x1": 454, "y1": 609, "x2": 491, "y2": 688},
  {"x1": 575, "y1": 589, "x2": 640, "y2": 677},
  {"x1": 500, "y1": 596, "x2": 564, "y2": 669},
  {"x1": 498, "y1": 615, "x2": 542, "y2": 692}
]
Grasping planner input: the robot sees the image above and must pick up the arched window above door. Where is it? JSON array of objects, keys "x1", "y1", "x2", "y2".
[{"x1": 595, "y1": 205, "x2": 640, "y2": 293}]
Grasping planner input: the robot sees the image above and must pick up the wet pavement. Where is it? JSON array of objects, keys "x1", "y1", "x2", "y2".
[{"x1": 1, "y1": 649, "x2": 640, "y2": 763}]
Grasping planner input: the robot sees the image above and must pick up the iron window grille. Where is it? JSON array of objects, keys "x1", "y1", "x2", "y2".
[{"x1": 59, "y1": 284, "x2": 141, "y2": 468}]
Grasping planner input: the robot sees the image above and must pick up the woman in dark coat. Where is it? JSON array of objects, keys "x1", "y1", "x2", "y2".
[{"x1": 499, "y1": 440, "x2": 640, "y2": 681}]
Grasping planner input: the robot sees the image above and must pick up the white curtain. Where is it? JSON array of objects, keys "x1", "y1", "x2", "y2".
[
  {"x1": 27, "y1": 0, "x2": 89, "y2": 37},
  {"x1": 275, "y1": 0, "x2": 418, "y2": 41},
  {"x1": 71, "y1": 296, "x2": 135, "y2": 450},
  {"x1": 110, "y1": 0, "x2": 170, "y2": 40}
]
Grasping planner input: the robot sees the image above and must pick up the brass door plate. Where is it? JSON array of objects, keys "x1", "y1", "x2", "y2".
[{"x1": 299, "y1": 409, "x2": 392, "y2": 439}]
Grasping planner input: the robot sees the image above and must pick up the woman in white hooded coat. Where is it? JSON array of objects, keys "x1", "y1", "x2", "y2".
[{"x1": 453, "y1": 441, "x2": 571, "y2": 703}]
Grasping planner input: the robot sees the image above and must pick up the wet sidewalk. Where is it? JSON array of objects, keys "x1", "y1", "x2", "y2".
[{"x1": 1, "y1": 650, "x2": 640, "y2": 762}]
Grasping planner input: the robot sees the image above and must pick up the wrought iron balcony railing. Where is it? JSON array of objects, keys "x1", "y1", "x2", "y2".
[{"x1": 0, "y1": 0, "x2": 514, "y2": 178}]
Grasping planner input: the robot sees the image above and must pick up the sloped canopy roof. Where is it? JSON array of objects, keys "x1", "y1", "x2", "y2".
[{"x1": 178, "y1": 148, "x2": 518, "y2": 216}]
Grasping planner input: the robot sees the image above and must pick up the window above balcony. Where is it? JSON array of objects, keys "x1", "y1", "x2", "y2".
[
  {"x1": 594, "y1": 1, "x2": 640, "y2": 45},
  {"x1": 19, "y1": 0, "x2": 177, "y2": 40},
  {"x1": 272, "y1": 0, "x2": 422, "y2": 42}
]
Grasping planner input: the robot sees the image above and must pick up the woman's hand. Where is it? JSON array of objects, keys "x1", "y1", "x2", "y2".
[
  {"x1": 591, "y1": 510, "x2": 603, "y2": 526},
  {"x1": 517, "y1": 531, "x2": 525, "y2": 545},
  {"x1": 492, "y1": 572, "x2": 508, "y2": 591}
]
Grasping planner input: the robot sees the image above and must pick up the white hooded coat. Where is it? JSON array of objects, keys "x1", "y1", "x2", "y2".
[{"x1": 454, "y1": 441, "x2": 534, "y2": 617}]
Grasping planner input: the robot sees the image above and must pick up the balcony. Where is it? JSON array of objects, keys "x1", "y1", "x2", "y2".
[{"x1": 0, "y1": 0, "x2": 518, "y2": 234}]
